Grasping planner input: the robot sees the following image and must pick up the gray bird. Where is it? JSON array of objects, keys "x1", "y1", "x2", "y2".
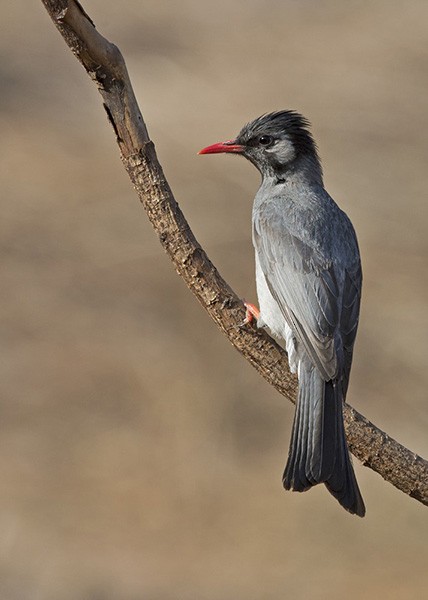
[{"x1": 199, "y1": 111, "x2": 365, "y2": 516}]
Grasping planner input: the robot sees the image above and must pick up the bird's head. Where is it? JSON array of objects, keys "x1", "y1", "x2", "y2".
[{"x1": 199, "y1": 110, "x2": 321, "y2": 181}]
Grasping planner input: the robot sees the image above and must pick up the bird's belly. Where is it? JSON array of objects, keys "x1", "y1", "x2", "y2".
[{"x1": 255, "y1": 255, "x2": 298, "y2": 373}]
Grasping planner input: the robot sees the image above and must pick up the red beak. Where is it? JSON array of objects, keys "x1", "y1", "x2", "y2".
[{"x1": 198, "y1": 139, "x2": 244, "y2": 155}]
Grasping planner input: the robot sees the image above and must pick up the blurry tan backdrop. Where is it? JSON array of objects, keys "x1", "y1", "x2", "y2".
[{"x1": 1, "y1": 1, "x2": 428, "y2": 599}]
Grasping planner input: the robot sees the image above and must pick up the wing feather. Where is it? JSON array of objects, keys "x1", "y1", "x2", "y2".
[{"x1": 253, "y1": 202, "x2": 361, "y2": 382}]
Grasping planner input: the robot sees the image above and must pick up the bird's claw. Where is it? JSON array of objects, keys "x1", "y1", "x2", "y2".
[{"x1": 237, "y1": 301, "x2": 260, "y2": 328}]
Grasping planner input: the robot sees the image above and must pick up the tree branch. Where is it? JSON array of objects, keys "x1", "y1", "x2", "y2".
[{"x1": 41, "y1": 0, "x2": 428, "y2": 507}]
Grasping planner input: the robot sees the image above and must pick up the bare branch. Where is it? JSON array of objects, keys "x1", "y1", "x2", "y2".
[{"x1": 41, "y1": 0, "x2": 428, "y2": 507}]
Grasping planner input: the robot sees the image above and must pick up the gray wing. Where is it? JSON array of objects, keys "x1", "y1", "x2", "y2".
[{"x1": 253, "y1": 205, "x2": 361, "y2": 383}]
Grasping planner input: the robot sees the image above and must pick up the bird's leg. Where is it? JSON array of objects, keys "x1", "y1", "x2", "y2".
[{"x1": 242, "y1": 301, "x2": 260, "y2": 325}]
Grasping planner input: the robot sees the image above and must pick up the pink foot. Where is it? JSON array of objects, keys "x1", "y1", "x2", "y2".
[{"x1": 243, "y1": 301, "x2": 260, "y2": 325}]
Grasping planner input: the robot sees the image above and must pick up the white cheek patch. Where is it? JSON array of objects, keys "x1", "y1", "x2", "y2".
[{"x1": 268, "y1": 139, "x2": 296, "y2": 163}]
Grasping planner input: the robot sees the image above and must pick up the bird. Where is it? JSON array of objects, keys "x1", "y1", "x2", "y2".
[{"x1": 199, "y1": 110, "x2": 365, "y2": 516}]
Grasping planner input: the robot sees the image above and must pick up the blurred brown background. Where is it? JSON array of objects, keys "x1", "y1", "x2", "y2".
[{"x1": 1, "y1": 1, "x2": 428, "y2": 599}]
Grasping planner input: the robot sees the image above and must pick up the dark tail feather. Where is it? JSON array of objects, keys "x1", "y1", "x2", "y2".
[{"x1": 283, "y1": 365, "x2": 365, "y2": 517}]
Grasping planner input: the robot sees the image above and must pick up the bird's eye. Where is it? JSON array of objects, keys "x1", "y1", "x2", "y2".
[{"x1": 258, "y1": 135, "x2": 273, "y2": 147}]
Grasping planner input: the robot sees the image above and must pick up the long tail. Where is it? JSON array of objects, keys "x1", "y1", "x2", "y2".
[{"x1": 282, "y1": 364, "x2": 365, "y2": 517}]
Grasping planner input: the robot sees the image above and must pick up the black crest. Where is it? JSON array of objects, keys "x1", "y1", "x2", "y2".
[{"x1": 237, "y1": 110, "x2": 319, "y2": 160}]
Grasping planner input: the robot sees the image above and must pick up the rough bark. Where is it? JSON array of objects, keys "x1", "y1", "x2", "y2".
[{"x1": 40, "y1": 0, "x2": 428, "y2": 507}]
